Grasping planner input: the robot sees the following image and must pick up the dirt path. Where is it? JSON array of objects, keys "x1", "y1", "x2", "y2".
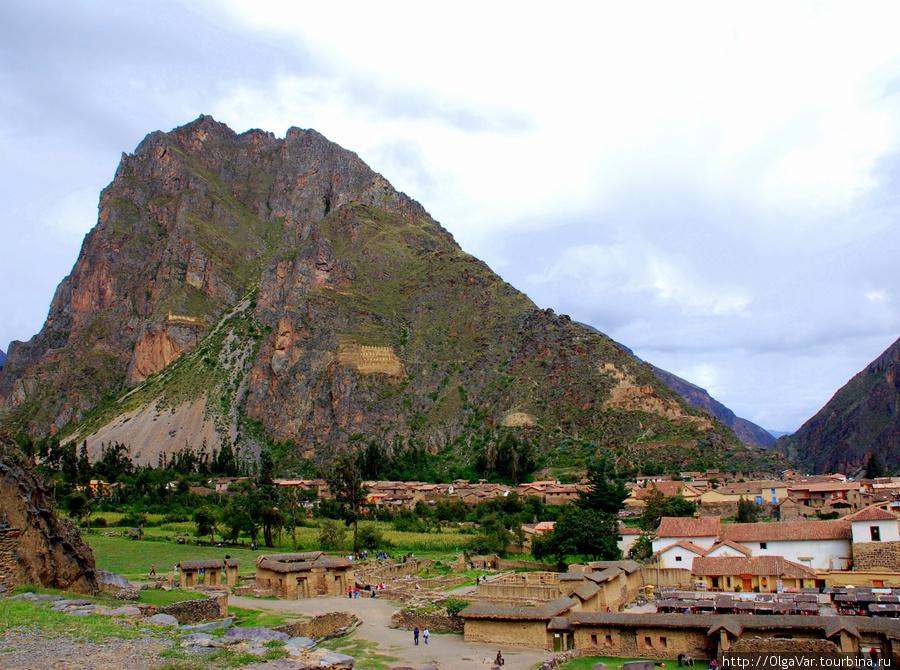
[{"x1": 229, "y1": 595, "x2": 550, "y2": 670}]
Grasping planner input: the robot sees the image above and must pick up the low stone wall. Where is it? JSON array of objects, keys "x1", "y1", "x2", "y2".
[
  {"x1": 390, "y1": 611, "x2": 464, "y2": 634},
  {"x1": 157, "y1": 594, "x2": 228, "y2": 625},
  {"x1": 362, "y1": 558, "x2": 436, "y2": 580},
  {"x1": 536, "y1": 649, "x2": 581, "y2": 670},
  {"x1": 853, "y1": 542, "x2": 900, "y2": 571},
  {"x1": 274, "y1": 612, "x2": 360, "y2": 640}
]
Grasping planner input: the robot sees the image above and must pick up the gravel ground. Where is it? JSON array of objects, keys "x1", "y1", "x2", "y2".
[{"x1": 0, "y1": 631, "x2": 175, "y2": 670}]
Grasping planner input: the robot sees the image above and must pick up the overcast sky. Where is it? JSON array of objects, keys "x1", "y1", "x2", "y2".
[{"x1": 3, "y1": 1, "x2": 900, "y2": 433}]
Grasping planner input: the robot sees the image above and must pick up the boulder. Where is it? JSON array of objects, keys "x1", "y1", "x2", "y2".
[
  {"x1": 319, "y1": 652, "x2": 356, "y2": 668},
  {"x1": 145, "y1": 613, "x2": 179, "y2": 626},
  {"x1": 181, "y1": 617, "x2": 233, "y2": 632},
  {"x1": 107, "y1": 606, "x2": 142, "y2": 617},
  {"x1": 225, "y1": 626, "x2": 290, "y2": 642}
]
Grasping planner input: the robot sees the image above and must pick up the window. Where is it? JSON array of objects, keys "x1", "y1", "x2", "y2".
[
  {"x1": 772, "y1": 497, "x2": 777, "y2": 504},
  {"x1": 756, "y1": 496, "x2": 762, "y2": 504},
  {"x1": 874, "y1": 580, "x2": 885, "y2": 588},
  {"x1": 771, "y1": 489, "x2": 776, "y2": 494},
  {"x1": 591, "y1": 635, "x2": 598, "y2": 645},
  {"x1": 676, "y1": 556, "x2": 682, "y2": 562},
  {"x1": 660, "y1": 637, "x2": 668, "y2": 648},
  {"x1": 871, "y1": 526, "x2": 881, "y2": 542},
  {"x1": 760, "y1": 542, "x2": 767, "y2": 549},
  {"x1": 605, "y1": 635, "x2": 613, "y2": 645},
  {"x1": 645, "y1": 637, "x2": 653, "y2": 647}
]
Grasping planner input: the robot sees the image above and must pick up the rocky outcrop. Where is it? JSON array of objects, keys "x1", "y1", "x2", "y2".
[
  {"x1": 0, "y1": 433, "x2": 97, "y2": 593},
  {"x1": 776, "y1": 336, "x2": 900, "y2": 473},
  {"x1": 0, "y1": 117, "x2": 768, "y2": 474}
]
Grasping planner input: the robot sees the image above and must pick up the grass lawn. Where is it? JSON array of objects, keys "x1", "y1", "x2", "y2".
[
  {"x1": 560, "y1": 657, "x2": 711, "y2": 670},
  {"x1": 86, "y1": 535, "x2": 264, "y2": 578},
  {"x1": 0, "y1": 594, "x2": 147, "y2": 642},
  {"x1": 320, "y1": 633, "x2": 401, "y2": 670}
]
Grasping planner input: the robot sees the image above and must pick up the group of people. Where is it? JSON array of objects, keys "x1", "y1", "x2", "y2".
[{"x1": 412, "y1": 626, "x2": 430, "y2": 645}]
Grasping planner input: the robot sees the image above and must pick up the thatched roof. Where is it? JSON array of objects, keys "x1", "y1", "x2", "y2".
[{"x1": 458, "y1": 596, "x2": 575, "y2": 621}]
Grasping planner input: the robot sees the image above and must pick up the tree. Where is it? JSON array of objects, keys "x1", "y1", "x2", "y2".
[
  {"x1": 322, "y1": 454, "x2": 370, "y2": 554},
  {"x1": 318, "y1": 519, "x2": 346, "y2": 551},
  {"x1": 222, "y1": 500, "x2": 256, "y2": 544},
  {"x1": 194, "y1": 506, "x2": 218, "y2": 545},
  {"x1": 639, "y1": 489, "x2": 696, "y2": 531},
  {"x1": 474, "y1": 514, "x2": 513, "y2": 555},
  {"x1": 66, "y1": 491, "x2": 94, "y2": 529},
  {"x1": 533, "y1": 507, "x2": 620, "y2": 563},
  {"x1": 576, "y1": 454, "x2": 628, "y2": 516},
  {"x1": 736, "y1": 496, "x2": 759, "y2": 524},
  {"x1": 865, "y1": 452, "x2": 885, "y2": 479},
  {"x1": 629, "y1": 533, "x2": 653, "y2": 560},
  {"x1": 357, "y1": 524, "x2": 389, "y2": 551}
]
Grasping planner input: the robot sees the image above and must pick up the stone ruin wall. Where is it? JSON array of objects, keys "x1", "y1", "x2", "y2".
[
  {"x1": 156, "y1": 594, "x2": 228, "y2": 625},
  {"x1": 853, "y1": 542, "x2": 900, "y2": 571},
  {"x1": 274, "y1": 612, "x2": 359, "y2": 640}
]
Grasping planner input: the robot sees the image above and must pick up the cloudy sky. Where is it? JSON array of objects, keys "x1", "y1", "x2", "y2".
[{"x1": 3, "y1": 1, "x2": 900, "y2": 433}]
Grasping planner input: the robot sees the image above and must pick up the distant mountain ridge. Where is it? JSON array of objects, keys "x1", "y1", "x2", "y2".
[
  {"x1": 604, "y1": 336, "x2": 775, "y2": 449},
  {"x1": 649, "y1": 366, "x2": 776, "y2": 448},
  {"x1": 776, "y1": 335, "x2": 900, "y2": 474}
]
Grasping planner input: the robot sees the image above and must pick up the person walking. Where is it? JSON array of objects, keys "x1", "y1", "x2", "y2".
[
  {"x1": 150, "y1": 565, "x2": 155, "y2": 577},
  {"x1": 423, "y1": 628, "x2": 430, "y2": 644},
  {"x1": 413, "y1": 627, "x2": 420, "y2": 646}
]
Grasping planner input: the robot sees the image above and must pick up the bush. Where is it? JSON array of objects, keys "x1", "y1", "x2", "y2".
[
  {"x1": 444, "y1": 597, "x2": 470, "y2": 617},
  {"x1": 93, "y1": 517, "x2": 108, "y2": 528}
]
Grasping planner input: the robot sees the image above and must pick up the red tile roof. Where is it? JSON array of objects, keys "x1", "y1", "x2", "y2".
[
  {"x1": 842, "y1": 506, "x2": 898, "y2": 522},
  {"x1": 719, "y1": 519, "x2": 850, "y2": 543},
  {"x1": 658, "y1": 516, "x2": 721, "y2": 538},
  {"x1": 692, "y1": 555, "x2": 817, "y2": 579}
]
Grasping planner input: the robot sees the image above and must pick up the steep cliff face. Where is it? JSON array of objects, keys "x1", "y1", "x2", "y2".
[
  {"x1": 0, "y1": 348, "x2": 5, "y2": 371},
  {"x1": 0, "y1": 117, "x2": 768, "y2": 473},
  {"x1": 776, "y1": 336, "x2": 900, "y2": 474},
  {"x1": 650, "y1": 366, "x2": 776, "y2": 448},
  {"x1": 0, "y1": 433, "x2": 97, "y2": 593}
]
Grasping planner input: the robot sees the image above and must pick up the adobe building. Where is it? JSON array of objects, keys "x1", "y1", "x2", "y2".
[
  {"x1": 254, "y1": 552, "x2": 353, "y2": 599},
  {"x1": 460, "y1": 596, "x2": 577, "y2": 650},
  {"x1": 177, "y1": 558, "x2": 241, "y2": 588}
]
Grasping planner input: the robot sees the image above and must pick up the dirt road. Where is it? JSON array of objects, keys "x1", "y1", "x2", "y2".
[{"x1": 229, "y1": 595, "x2": 550, "y2": 670}]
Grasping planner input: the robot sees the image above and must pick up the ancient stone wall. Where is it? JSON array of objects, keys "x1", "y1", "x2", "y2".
[
  {"x1": 853, "y1": 542, "x2": 900, "y2": 571},
  {"x1": 390, "y1": 611, "x2": 464, "y2": 634},
  {"x1": 0, "y1": 521, "x2": 21, "y2": 588},
  {"x1": 274, "y1": 612, "x2": 359, "y2": 640},
  {"x1": 157, "y1": 594, "x2": 228, "y2": 625},
  {"x1": 362, "y1": 558, "x2": 435, "y2": 580}
]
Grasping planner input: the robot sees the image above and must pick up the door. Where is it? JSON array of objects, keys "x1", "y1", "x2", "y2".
[{"x1": 742, "y1": 578, "x2": 753, "y2": 591}]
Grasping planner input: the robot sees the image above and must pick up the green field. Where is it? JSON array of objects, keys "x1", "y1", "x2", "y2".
[{"x1": 85, "y1": 519, "x2": 481, "y2": 578}]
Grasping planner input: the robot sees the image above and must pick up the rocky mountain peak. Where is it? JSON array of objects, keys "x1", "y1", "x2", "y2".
[{"x1": 0, "y1": 118, "x2": 774, "y2": 476}]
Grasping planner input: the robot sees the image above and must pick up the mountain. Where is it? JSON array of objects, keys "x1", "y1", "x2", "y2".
[
  {"x1": 775, "y1": 336, "x2": 900, "y2": 474},
  {"x1": 649, "y1": 366, "x2": 776, "y2": 448},
  {"x1": 0, "y1": 348, "x2": 5, "y2": 370},
  {"x1": 0, "y1": 116, "x2": 776, "y2": 476}
]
